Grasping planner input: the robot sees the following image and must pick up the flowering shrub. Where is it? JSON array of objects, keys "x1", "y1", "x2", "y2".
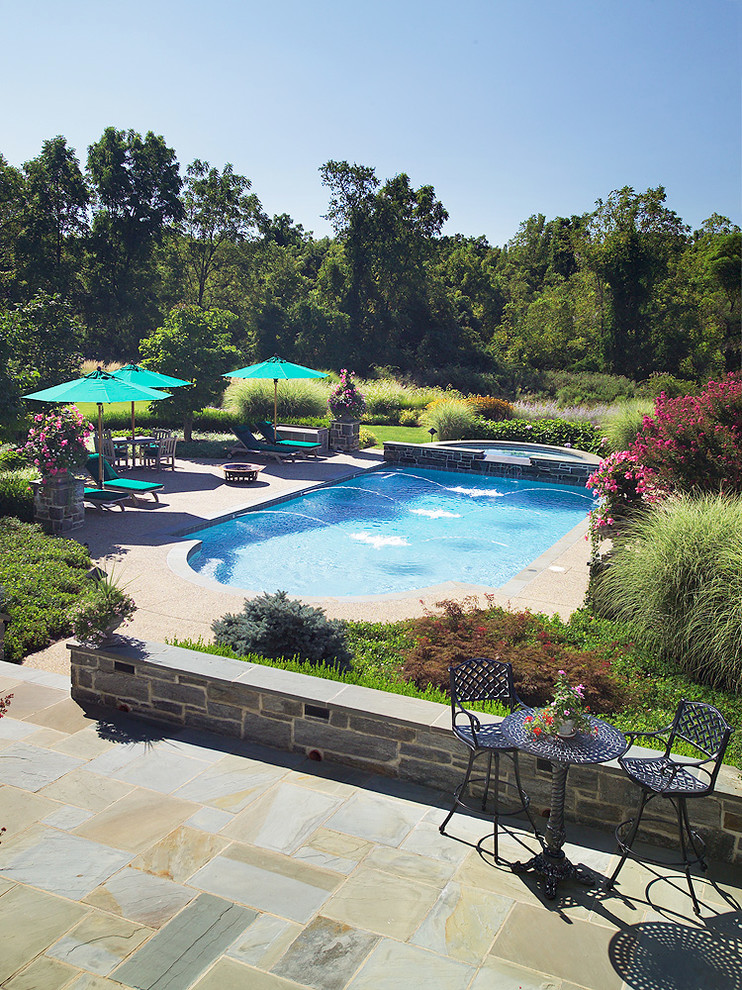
[
  {"x1": 22, "y1": 406, "x2": 93, "y2": 478},
  {"x1": 587, "y1": 375, "x2": 742, "y2": 542},
  {"x1": 632, "y1": 374, "x2": 742, "y2": 494},
  {"x1": 586, "y1": 450, "x2": 663, "y2": 537},
  {"x1": 328, "y1": 369, "x2": 366, "y2": 420},
  {"x1": 524, "y1": 670, "x2": 595, "y2": 737}
]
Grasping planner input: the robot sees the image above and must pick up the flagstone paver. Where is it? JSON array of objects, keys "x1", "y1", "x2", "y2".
[
  {"x1": 45, "y1": 910, "x2": 151, "y2": 975},
  {"x1": 84, "y1": 866, "x2": 197, "y2": 927},
  {"x1": 0, "y1": 659, "x2": 740, "y2": 990}
]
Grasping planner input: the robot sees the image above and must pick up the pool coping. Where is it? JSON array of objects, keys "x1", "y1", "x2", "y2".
[{"x1": 166, "y1": 461, "x2": 594, "y2": 606}]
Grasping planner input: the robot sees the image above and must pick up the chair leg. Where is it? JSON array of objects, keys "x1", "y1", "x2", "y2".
[
  {"x1": 492, "y1": 752, "x2": 500, "y2": 863},
  {"x1": 677, "y1": 797, "x2": 702, "y2": 915},
  {"x1": 440, "y1": 749, "x2": 476, "y2": 835},
  {"x1": 482, "y1": 751, "x2": 493, "y2": 811},
  {"x1": 605, "y1": 790, "x2": 650, "y2": 890}
]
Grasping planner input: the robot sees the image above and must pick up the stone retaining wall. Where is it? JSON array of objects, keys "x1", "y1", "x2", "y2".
[
  {"x1": 69, "y1": 639, "x2": 742, "y2": 864},
  {"x1": 384, "y1": 442, "x2": 597, "y2": 486}
]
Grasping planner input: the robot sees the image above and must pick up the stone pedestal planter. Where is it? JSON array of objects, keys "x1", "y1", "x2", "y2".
[
  {"x1": 330, "y1": 418, "x2": 361, "y2": 452},
  {"x1": 31, "y1": 472, "x2": 85, "y2": 534}
]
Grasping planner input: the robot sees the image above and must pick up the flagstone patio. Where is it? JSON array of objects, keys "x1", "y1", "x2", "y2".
[{"x1": 1, "y1": 660, "x2": 740, "y2": 990}]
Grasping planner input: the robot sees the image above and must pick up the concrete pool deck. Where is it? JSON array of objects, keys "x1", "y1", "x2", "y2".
[{"x1": 24, "y1": 451, "x2": 594, "y2": 678}]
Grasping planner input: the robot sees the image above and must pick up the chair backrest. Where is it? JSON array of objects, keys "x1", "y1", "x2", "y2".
[
  {"x1": 158, "y1": 436, "x2": 177, "y2": 459},
  {"x1": 449, "y1": 657, "x2": 520, "y2": 714},
  {"x1": 152, "y1": 428, "x2": 172, "y2": 440},
  {"x1": 667, "y1": 699, "x2": 733, "y2": 788},
  {"x1": 86, "y1": 453, "x2": 118, "y2": 482},
  {"x1": 257, "y1": 420, "x2": 277, "y2": 443}
]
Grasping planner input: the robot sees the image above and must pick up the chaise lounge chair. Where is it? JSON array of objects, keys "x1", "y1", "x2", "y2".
[
  {"x1": 230, "y1": 425, "x2": 304, "y2": 462},
  {"x1": 85, "y1": 454, "x2": 164, "y2": 502},
  {"x1": 255, "y1": 421, "x2": 322, "y2": 456},
  {"x1": 83, "y1": 487, "x2": 128, "y2": 511}
]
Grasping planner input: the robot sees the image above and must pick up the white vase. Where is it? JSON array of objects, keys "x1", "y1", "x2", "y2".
[{"x1": 557, "y1": 719, "x2": 575, "y2": 738}]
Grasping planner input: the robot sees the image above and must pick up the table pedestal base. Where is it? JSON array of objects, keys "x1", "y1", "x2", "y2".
[{"x1": 512, "y1": 848, "x2": 596, "y2": 900}]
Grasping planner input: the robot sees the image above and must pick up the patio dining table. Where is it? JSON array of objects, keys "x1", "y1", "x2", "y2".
[{"x1": 500, "y1": 709, "x2": 627, "y2": 900}]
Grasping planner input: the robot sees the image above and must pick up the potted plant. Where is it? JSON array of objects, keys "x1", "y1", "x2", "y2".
[
  {"x1": 524, "y1": 671, "x2": 595, "y2": 739},
  {"x1": 328, "y1": 370, "x2": 366, "y2": 452},
  {"x1": 328, "y1": 369, "x2": 366, "y2": 421},
  {"x1": 22, "y1": 406, "x2": 93, "y2": 480},
  {"x1": 70, "y1": 570, "x2": 136, "y2": 647}
]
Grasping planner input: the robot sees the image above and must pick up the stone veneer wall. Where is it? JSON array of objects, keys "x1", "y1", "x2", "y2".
[
  {"x1": 30, "y1": 474, "x2": 85, "y2": 534},
  {"x1": 69, "y1": 639, "x2": 742, "y2": 865},
  {"x1": 384, "y1": 442, "x2": 597, "y2": 486},
  {"x1": 330, "y1": 419, "x2": 361, "y2": 452}
]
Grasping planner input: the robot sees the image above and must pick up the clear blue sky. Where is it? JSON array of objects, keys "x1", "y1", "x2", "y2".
[{"x1": 2, "y1": 0, "x2": 739, "y2": 246}]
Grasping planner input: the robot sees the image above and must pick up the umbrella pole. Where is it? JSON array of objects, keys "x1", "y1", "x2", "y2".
[
  {"x1": 98, "y1": 405, "x2": 104, "y2": 488},
  {"x1": 131, "y1": 401, "x2": 136, "y2": 467},
  {"x1": 273, "y1": 379, "x2": 278, "y2": 435}
]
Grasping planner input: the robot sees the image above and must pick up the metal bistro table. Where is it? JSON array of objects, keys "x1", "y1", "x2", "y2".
[{"x1": 500, "y1": 708, "x2": 627, "y2": 900}]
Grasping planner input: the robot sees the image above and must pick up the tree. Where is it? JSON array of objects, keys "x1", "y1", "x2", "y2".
[
  {"x1": 85, "y1": 128, "x2": 184, "y2": 353},
  {"x1": 19, "y1": 136, "x2": 88, "y2": 295},
  {"x1": 586, "y1": 186, "x2": 688, "y2": 377},
  {"x1": 0, "y1": 292, "x2": 86, "y2": 423},
  {"x1": 139, "y1": 305, "x2": 240, "y2": 440},
  {"x1": 182, "y1": 160, "x2": 263, "y2": 307},
  {"x1": 0, "y1": 155, "x2": 25, "y2": 303},
  {"x1": 318, "y1": 161, "x2": 450, "y2": 370}
]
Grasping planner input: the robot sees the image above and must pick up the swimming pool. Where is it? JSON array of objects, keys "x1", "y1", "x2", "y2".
[
  {"x1": 183, "y1": 466, "x2": 596, "y2": 598},
  {"x1": 438, "y1": 441, "x2": 595, "y2": 462}
]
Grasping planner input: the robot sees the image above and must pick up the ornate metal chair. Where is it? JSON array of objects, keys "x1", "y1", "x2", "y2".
[
  {"x1": 605, "y1": 699, "x2": 733, "y2": 914},
  {"x1": 440, "y1": 657, "x2": 537, "y2": 863}
]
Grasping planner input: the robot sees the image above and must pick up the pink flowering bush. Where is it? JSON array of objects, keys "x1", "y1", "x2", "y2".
[
  {"x1": 587, "y1": 375, "x2": 742, "y2": 540},
  {"x1": 328, "y1": 369, "x2": 366, "y2": 420},
  {"x1": 633, "y1": 374, "x2": 742, "y2": 494},
  {"x1": 22, "y1": 406, "x2": 93, "y2": 478}
]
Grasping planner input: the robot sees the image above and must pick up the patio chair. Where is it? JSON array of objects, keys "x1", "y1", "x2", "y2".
[
  {"x1": 604, "y1": 699, "x2": 733, "y2": 914},
  {"x1": 141, "y1": 434, "x2": 177, "y2": 471},
  {"x1": 256, "y1": 421, "x2": 322, "y2": 456},
  {"x1": 83, "y1": 487, "x2": 128, "y2": 511},
  {"x1": 85, "y1": 454, "x2": 164, "y2": 502},
  {"x1": 95, "y1": 430, "x2": 129, "y2": 469},
  {"x1": 440, "y1": 657, "x2": 538, "y2": 863},
  {"x1": 230, "y1": 425, "x2": 300, "y2": 462}
]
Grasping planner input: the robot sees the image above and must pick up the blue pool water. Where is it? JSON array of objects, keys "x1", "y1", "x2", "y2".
[{"x1": 185, "y1": 467, "x2": 596, "y2": 597}]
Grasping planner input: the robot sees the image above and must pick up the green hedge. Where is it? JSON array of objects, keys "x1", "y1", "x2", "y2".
[
  {"x1": 0, "y1": 517, "x2": 92, "y2": 661},
  {"x1": 481, "y1": 418, "x2": 601, "y2": 453},
  {"x1": 0, "y1": 469, "x2": 35, "y2": 522}
]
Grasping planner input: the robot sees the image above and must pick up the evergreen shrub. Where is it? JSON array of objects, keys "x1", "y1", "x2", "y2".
[
  {"x1": 482, "y1": 418, "x2": 601, "y2": 452},
  {"x1": 0, "y1": 469, "x2": 35, "y2": 522},
  {"x1": 0, "y1": 517, "x2": 91, "y2": 661},
  {"x1": 212, "y1": 590, "x2": 352, "y2": 670}
]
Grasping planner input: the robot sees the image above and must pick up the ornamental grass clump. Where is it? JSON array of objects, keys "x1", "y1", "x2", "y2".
[
  {"x1": 591, "y1": 493, "x2": 742, "y2": 693},
  {"x1": 21, "y1": 406, "x2": 93, "y2": 478},
  {"x1": 421, "y1": 397, "x2": 480, "y2": 440}
]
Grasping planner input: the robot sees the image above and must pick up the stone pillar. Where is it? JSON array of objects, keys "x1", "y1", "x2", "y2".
[
  {"x1": 31, "y1": 472, "x2": 85, "y2": 534},
  {"x1": 329, "y1": 419, "x2": 361, "y2": 452}
]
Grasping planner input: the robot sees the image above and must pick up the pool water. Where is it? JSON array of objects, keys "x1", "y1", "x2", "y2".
[{"x1": 185, "y1": 467, "x2": 596, "y2": 597}]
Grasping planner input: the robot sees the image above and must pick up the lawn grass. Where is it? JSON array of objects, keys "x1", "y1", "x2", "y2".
[{"x1": 364, "y1": 424, "x2": 429, "y2": 445}]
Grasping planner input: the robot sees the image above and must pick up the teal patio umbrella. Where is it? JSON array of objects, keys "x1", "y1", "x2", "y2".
[
  {"x1": 23, "y1": 368, "x2": 172, "y2": 488},
  {"x1": 113, "y1": 363, "x2": 191, "y2": 465},
  {"x1": 223, "y1": 355, "x2": 327, "y2": 433}
]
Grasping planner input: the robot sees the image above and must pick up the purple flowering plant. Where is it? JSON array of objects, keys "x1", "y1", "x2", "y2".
[
  {"x1": 22, "y1": 406, "x2": 93, "y2": 478},
  {"x1": 328, "y1": 369, "x2": 366, "y2": 420}
]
